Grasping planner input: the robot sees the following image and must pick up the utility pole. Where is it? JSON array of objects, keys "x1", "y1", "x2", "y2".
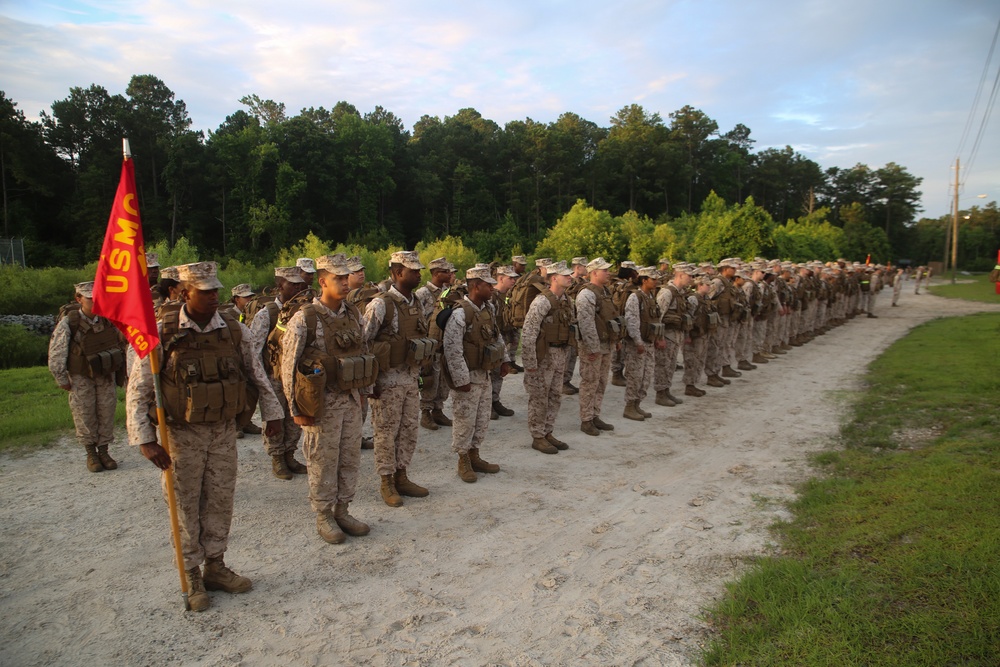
[{"x1": 952, "y1": 158, "x2": 959, "y2": 284}]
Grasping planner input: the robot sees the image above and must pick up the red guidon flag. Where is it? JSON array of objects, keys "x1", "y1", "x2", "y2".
[{"x1": 92, "y1": 156, "x2": 159, "y2": 358}]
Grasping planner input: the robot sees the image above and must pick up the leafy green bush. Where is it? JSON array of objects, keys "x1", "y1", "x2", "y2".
[{"x1": 0, "y1": 324, "x2": 49, "y2": 369}]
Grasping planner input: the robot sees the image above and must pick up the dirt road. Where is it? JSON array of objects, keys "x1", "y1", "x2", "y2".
[{"x1": 2, "y1": 284, "x2": 997, "y2": 666}]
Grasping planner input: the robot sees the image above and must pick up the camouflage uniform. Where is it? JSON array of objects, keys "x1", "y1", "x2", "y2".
[
  {"x1": 576, "y1": 286, "x2": 613, "y2": 422},
  {"x1": 249, "y1": 297, "x2": 301, "y2": 458},
  {"x1": 443, "y1": 296, "x2": 500, "y2": 453},
  {"x1": 521, "y1": 291, "x2": 570, "y2": 438}
]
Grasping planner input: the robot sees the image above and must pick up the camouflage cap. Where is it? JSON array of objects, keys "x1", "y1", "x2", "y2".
[
  {"x1": 161, "y1": 266, "x2": 180, "y2": 281},
  {"x1": 512, "y1": 255, "x2": 527, "y2": 265},
  {"x1": 74, "y1": 281, "x2": 95, "y2": 298},
  {"x1": 548, "y1": 260, "x2": 573, "y2": 276},
  {"x1": 466, "y1": 265, "x2": 497, "y2": 284},
  {"x1": 587, "y1": 257, "x2": 612, "y2": 271},
  {"x1": 296, "y1": 257, "x2": 316, "y2": 274},
  {"x1": 390, "y1": 250, "x2": 425, "y2": 270},
  {"x1": 178, "y1": 261, "x2": 224, "y2": 290},
  {"x1": 275, "y1": 266, "x2": 305, "y2": 283},
  {"x1": 145, "y1": 252, "x2": 160, "y2": 268},
  {"x1": 346, "y1": 255, "x2": 365, "y2": 273},
  {"x1": 571, "y1": 256, "x2": 588, "y2": 267},
  {"x1": 231, "y1": 283, "x2": 255, "y2": 298},
  {"x1": 316, "y1": 253, "x2": 351, "y2": 276},
  {"x1": 535, "y1": 257, "x2": 553, "y2": 268}
]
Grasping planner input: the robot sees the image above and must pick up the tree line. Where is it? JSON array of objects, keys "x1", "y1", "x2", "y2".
[{"x1": 3, "y1": 73, "x2": 990, "y2": 269}]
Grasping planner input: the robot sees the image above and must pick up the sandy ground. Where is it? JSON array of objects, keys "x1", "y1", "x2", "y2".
[{"x1": 2, "y1": 282, "x2": 998, "y2": 667}]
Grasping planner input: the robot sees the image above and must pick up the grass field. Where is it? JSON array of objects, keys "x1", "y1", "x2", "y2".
[
  {"x1": 701, "y1": 312, "x2": 1000, "y2": 666},
  {"x1": 0, "y1": 366, "x2": 126, "y2": 451},
  {"x1": 928, "y1": 272, "x2": 1000, "y2": 303}
]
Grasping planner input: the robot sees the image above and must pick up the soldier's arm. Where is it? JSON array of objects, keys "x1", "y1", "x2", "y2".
[
  {"x1": 280, "y1": 310, "x2": 309, "y2": 417},
  {"x1": 47, "y1": 317, "x2": 72, "y2": 389},
  {"x1": 624, "y1": 292, "x2": 642, "y2": 342},
  {"x1": 443, "y1": 305, "x2": 470, "y2": 388},
  {"x1": 576, "y1": 290, "x2": 600, "y2": 354},
  {"x1": 521, "y1": 294, "x2": 551, "y2": 371},
  {"x1": 238, "y1": 321, "x2": 284, "y2": 423}
]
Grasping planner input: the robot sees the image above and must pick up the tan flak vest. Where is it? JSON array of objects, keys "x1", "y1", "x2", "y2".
[
  {"x1": 661, "y1": 284, "x2": 693, "y2": 332},
  {"x1": 536, "y1": 289, "x2": 573, "y2": 364},
  {"x1": 65, "y1": 310, "x2": 125, "y2": 379},
  {"x1": 158, "y1": 309, "x2": 247, "y2": 424},
  {"x1": 582, "y1": 283, "x2": 623, "y2": 345},
  {"x1": 372, "y1": 290, "x2": 436, "y2": 370},
  {"x1": 634, "y1": 290, "x2": 665, "y2": 343}
]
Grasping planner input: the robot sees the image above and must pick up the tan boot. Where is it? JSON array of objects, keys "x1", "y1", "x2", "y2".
[
  {"x1": 592, "y1": 416, "x2": 615, "y2": 431},
  {"x1": 545, "y1": 433, "x2": 569, "y2": 451},
  {"x1": 272, "y1": 454, "x2": 293, "y2": 480},
  {"x1": 469, "y1": 447, "x2": 500, "y2": 472},
  {"x1": 333, "y1": 502, "x2": 370, "y2": 536},
  {"x1": 611, "y1": 370, "x2": 626, "y2": 387},
  {"x1": 431, "y1": 409, "x2": 453, "y2": 427},
  {"x1": 394, "y1": 469, "x2": 429, "y2": 497},
  {"x1": 655, "y1": 390, "x2": 676, "y2": 407},
  {"x1": 637, "y1": 402, "x2": 652, "y2": 418},
  {"x1": 457, "y1": 452, "x2": 478, "y2": 483},
  {"x1": 203, "y1": 556, "x2": 252, "y2": 593},
  {"x1": 623, "y1": 400, "x2": 645, "y2": 421},
  {"x1": 186, "y1": 566, "x2": 210, "y2": 612},
  {"x1": 85, "y1": 445, "x2": 104, "y2": 473},
  {"x1": 420, "y1": 410, "x2": 438, "y2": 430},
  {"x1": 96, "y1": 445, "x2": 118, "y2": 470},
  {"x1": 284, "y1": 450, "x2": 307, "y2": 474},
  {"x1": 532, "y1": 437, "x2": 559, "y2": 454},
  {"x1": 317, "y1": 508, "x2": 347, "y2": 543},
  {"x1": 580, "y1": 420, "x2": 600, "y2": 436},
  {"x1": 380, "y1": 474, "x2": 403, "y2": 507}
]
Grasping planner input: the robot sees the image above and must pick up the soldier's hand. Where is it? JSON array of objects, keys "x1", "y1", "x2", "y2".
[
  {"x1": 294, "y1": 415, "x2": 315, "y2": 426},
  {"x1": 264, "y1": 419, "x2": 282, "y2": 438},
  {"x1": 140, "y1": 442, "x2": 172, "y2": 470},
  {"x1": 457, "y1": 383, "x2": 472, "y2": 392},
  {"x1": 500, "y1": 362, "x2": 510, "y2": 377},
  {"x1": 59, "y1": 383, "x2": 72, "y2": 391}
]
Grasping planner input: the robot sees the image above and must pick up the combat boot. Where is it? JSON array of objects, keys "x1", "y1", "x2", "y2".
[
  {"x1": 722, "y1": 365, "x2": 742, "y2": 378},
  {"x1": 666, "y1": 391, "x2": 684, "y2": 405},
  {"x1": 492, "y1": 401, "x2": 514, "y2": 417},
  {"x1": 737, "y1": 360, "x2": 756, "y2": 371},
  {"x1": 186, "y1": 566, "x2": 210, "y2": 612},
  {"x1": 96, "y1": 444, "x2": 117, "y2": 470},
  {"x1": 532, "y1": 436, "x2": 559, "y2": 454},
  {"x1": 592, "y1": 416, "x2": 615, "y2": 431},
  {"x1": 431, "y1": 409, "x2": 453, "y2": 427},
  {"x1": 203, "y1": 556, "x2": 253, "y2": 593},
  {"x1": 611, "y1": 370, "x2": 626, "y2": 387},
  {"x1": 636, "y1": 402, "x2": 653, "y2": 418},
  {"x1": 457, "y1": 452, "x2": 478, "y2": 483},
  {"x1": 469, "y1": 447, "x2": 501, "y2": 472},
  {"x1": 394, "y1": 469, "x2": 429, "y2": 497},
  {"x1": 84, "y1": 444, "x2": 104, "y2": 473},
  {"x1": 284, "y1": 450, "x2": 307, "y2": 474},
  {"x1": 562, "y1": 382, "x2": 579, "y2": 395},
  {"x1": 545, "y1": 433, "x2": 569, "y2": 451},
  {"x1": 333, "y1": 502, "x2": 370, "y2": 536},
  {"x1": 272, "y1": 454, "x2": 293, "y2": 480},
  {"x1": 580, "y1": 420, "x2": 601, "y2": 437},
  {"x1": 380, "y1": 474, "x2": 403, "y2": 507},
  {"x1": 316, "y1": 509, "x2": 346, "y2": 544},
  {"x1": 685, "y1": 384, "x2": 706, "y2": 397},
  {"x1": 655, "y1": 390, "x2": 676, "y2": 407},
  {"x1": 420, "y1": 410, "x2": 439, "y2": 430},
  {"x1": 707, "y1": 374, "x2": 726, "y2": 387},
  {"x1": 623, "y1": 401, "x2": 645, "y2": 421}
]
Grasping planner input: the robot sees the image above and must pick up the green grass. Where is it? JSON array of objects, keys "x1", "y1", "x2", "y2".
[
  {"x1": 701, "y1": 312, "x2": 1000, "y2": 666},
  {"x1": 928, "y1": 272, "x2": 1000, "y2": 303},
  {"x1": 0, "y1": 366, "x2": 126, "y2": 451}
]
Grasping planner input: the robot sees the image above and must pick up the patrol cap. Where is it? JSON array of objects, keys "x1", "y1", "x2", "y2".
[
  {"x1": 548, "y1": 260, "x2": 573, "y2": 276},
  {"x1": 465, "y1": 266, "x2": 497, "y2": 284},
  {"x1": 390, "y1": 250, "x2": 425, "y2": 270},
  {"x1": 178, "y1": 261, "x2": 224, "y2": 290},
  {"x1": 535, "y1": 257, "x2": 553, "y2": 268},
  {"x1": 587, "y1": 257, "x2": 613, "y2": 271},
  {"x1": 346, "y1": 255, "x2": 365, "y2": 273},
  {"x1": 74, "y1": 281, "x2": 95, "y2": 298},
  {"x1": 296, "y1": 258, "x2": 316, "y2": 274},
  {"x1": 161, "y1": 266, "x2": 180, "y2": 281},
  {"x1": 571, "y1": 256, "x2": 588, "y2": 267},
  {"x1": 316, "y1": 253, "x2": 351, "y2": 276},
  {"x1": 428, "y1": 257, "x2": 452, "y2": 272},
  {"x1": 512, "y1": 255, "x2": 527, "y2": 265},
  {"x1": 145, "y1": 252, "x2": 160, "y2": 268},
  {"x1": 231, "y1": 283, "x2": 255, "y2": 298},
  {"x1": 275, "y1": 266, "x2": 305, "y2": 283},
  {"x1": 637, "y1": 266, "x2": 659, "y2": 279},
  {"x1": 496, "y1": 265, "x2": 519, "y2": 277}
]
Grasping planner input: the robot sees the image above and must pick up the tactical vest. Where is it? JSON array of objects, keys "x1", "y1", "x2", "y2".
[
  {"x1": 535, "y1": 289, "x2": 573, "y2": 364},
  {"x1": 158, "y1": 309, "x2": 247, "y2": 424},
  {"x1": 373, "y1": 290, "x2": 435, "y2": 370},
  {"x1": 65, "y1": 310, "x2": 125, "y2": 379},
  {"x1": 661, "y1": 284, "x2": 692, "y2": 331},
  {"x1": 634, "y1": 290, "x2": 664, "y2": 343},
  {"x1": 582, "y1": 283, "x2": 623, "y2": 345}
]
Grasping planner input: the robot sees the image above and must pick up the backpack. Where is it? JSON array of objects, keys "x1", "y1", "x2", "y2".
[{"x1": 265, "y1": 289, "x2": 316, "y2": 378}]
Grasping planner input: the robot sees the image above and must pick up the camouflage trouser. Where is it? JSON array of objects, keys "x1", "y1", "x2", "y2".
[
  {"x1": 371, "y1": 381, "x2": 420, "y2": 477},
  {"x1": 653, "y1": 330, "x2": 683, "y2": 392},
  {"x1": 683, "y1": 335, "x2": 708, "y2": 386},
  {"x1": 419, "y1": 354, "x2": 450, "y2": 411},
  {"x1": 524, "y1": 346, "x2": 567, "y2": 438},
  {"x1": 161, "y1": 420, "x2": 238, "y2": 570},
  {"x1": 263, "y1": 377, "x2": 301, "y2": 456},
  {"x1": 624, "y1": 340, "x2": 655, "y2": 403},
  {"x1": 562, "y1": 344, "x2": 578, "y2": 385},
  {"x1": 67, "y1": 372, "x2": 117, "y2": 448},
  {"x1": 706, "y1": 323, "x2": 727, "y2": 376},
  {"x1": 578, "y1": 350, "x2": 611, "y2": 422},
  {"x1": 300, "y1": 392, "x2": 363, "y2": 513},
  {"x1": 451, "y1": 371, "x2": 492, "y2": 454}
]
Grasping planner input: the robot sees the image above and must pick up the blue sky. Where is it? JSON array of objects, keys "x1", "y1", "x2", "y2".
[{"x1": 1, "y1": 0, "x2": 997, "y2": 218}]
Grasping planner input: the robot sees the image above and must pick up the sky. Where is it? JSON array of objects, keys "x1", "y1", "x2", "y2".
[{"x1": 1, "y1": 0, "x2": 998, "y2": 219}]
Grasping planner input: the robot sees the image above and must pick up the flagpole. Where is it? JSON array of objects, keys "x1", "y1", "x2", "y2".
[{"x1": 122, "y1": 137, "x2": 189, "y2": 610}]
